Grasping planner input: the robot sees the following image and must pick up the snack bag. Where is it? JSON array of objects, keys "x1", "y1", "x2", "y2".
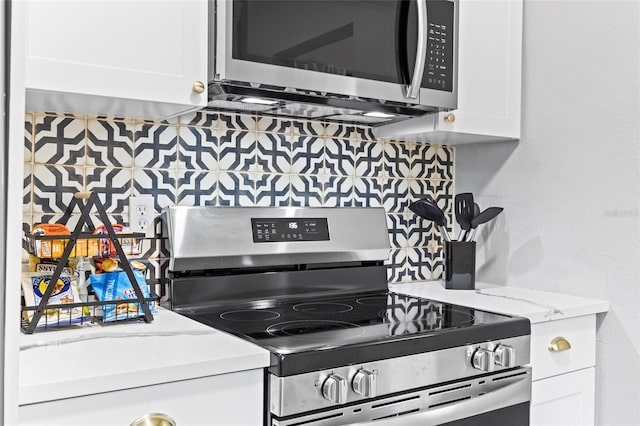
[
  {"x1": 21, "y1": 272, "x2": 89, "y2": 328},
  {"x1": 89, "y1": 270, "x2": 156, "y2": 322}
]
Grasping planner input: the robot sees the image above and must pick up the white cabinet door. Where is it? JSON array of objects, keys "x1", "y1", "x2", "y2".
[
  {"x1": 25, "y1": 0, "x2": 207, "y2": 119},
  {"x1": 19, "y1": 369, "x2": 263, "y2": 426},
  {"x1": 531, "y1": 368, "x2": 595, "y2": 426},
  {"x1": 375, "y1": 0, "x2": 523, "y2": 144}
]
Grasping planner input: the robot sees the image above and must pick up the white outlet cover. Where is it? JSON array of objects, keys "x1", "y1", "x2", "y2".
[{"x1": 129, "y1": 196, "x2": 155, "y2": 236}]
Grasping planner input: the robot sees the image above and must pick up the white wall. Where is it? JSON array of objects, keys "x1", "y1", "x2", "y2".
[{"x1": 455, "y1": 1, "x2": 640, "y2": 424}]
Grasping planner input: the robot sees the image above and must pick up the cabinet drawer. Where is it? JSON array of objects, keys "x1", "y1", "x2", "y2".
[
  {"x1": 19, "y1": 369, "x2": 263, "y2": 425},
  {"x1": 530, "y1": 315, "x2": 595, "y2": 381}
]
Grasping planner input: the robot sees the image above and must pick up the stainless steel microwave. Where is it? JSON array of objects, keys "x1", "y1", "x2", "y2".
[{"x1": 207, "y1": 0, "x2": 458, "y2": 125}]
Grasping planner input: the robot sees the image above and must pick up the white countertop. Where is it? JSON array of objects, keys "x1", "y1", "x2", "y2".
[
  {"x1": 390, "y1": 281, "x2": 609, "y2": 323},
  {"x1": 19, "y1": 307, "x2": 270, "y2": 406}
]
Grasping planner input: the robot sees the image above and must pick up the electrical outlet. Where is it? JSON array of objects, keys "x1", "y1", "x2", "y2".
[{"x1": 129, "y1": 196, "x2": 155, "y2": 237}]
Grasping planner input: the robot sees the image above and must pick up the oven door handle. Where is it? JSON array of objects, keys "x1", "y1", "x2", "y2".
[{"x1": 358, "y1": 371, "x2": 531, "y2": 426}]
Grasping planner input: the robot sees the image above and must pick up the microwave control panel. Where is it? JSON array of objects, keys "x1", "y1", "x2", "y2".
[
  {"x1": 424, "y1": 0, "x2": 455, "y2": 92},
  {"x1": 251, "y1": 218, "x2": 330, "y2": 243}
]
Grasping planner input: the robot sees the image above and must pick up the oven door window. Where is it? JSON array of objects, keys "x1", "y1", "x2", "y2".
[{"x1": 232, "y1": 0, "x2": 454, "y2": 91}]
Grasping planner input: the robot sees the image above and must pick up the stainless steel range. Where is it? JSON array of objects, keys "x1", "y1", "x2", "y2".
[{"x1": 163, "y1": 206, "x2": 531, "y2": 425}]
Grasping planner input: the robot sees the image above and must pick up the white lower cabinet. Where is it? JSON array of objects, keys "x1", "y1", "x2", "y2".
[
  {"x1": 529, "y1": 315, "x2": 597, "y2": 425},
  {"x1": 19, "y1": 369, "x2": 263, "y2": 426},
  {"x1": 531, "y1": 368, "x2": 595, "y2": 426}
]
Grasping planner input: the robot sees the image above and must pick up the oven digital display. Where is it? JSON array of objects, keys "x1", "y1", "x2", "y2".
[{"x1": 251, "y1": 218, "x2": 330, "y2": 242}]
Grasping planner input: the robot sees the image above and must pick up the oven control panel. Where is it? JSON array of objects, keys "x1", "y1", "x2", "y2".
[{"x1": 251, "y1": 217, "x2": 330, "y2": 243}]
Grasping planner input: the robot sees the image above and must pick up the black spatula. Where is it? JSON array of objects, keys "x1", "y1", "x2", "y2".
[{"x1": 454, "y1": 193, "x2": 475, "y2": 241}]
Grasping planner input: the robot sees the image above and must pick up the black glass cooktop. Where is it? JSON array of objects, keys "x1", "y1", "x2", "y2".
[{"x1": 181, "y1": 291, "x2": 530, "y2": 376}]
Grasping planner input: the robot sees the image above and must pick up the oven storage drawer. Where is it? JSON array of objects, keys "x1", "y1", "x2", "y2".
[{"x1": 530, "y1": 315, "x2": 595, "y2": 381}]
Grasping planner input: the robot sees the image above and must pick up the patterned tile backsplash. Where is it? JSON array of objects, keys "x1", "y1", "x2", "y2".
[{"x1": 23, "y1": 110, "x2": 454, "y2": 286}]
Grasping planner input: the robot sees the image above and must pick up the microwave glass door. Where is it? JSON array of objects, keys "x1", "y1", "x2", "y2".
[{"x1": 230, "y1": 0, "x2": 454, "y2": 98}]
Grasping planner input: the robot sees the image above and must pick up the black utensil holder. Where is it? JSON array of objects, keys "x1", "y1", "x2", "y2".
[{"x1": 445, "y1": 241, "x2": 476, "y2": 290}]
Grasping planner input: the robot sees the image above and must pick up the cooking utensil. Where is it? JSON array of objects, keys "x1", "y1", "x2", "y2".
[
  {"x1": 454, "y1": 193, "x2": 475, "y2": 241},
  {"x1": 409, "y1": 197, "x2": 451, "y2": 242},
  {"x1": 468, "y1": 207, "x2": 503, "y2": 241}
]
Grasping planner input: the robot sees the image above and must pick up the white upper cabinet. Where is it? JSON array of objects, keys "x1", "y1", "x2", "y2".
[
  {"x1": 25, "y1": 0, "x2": 207, "y2": 119},
  {"x1": 375, "y1": 0, "x2": 523, "y2": 144}
]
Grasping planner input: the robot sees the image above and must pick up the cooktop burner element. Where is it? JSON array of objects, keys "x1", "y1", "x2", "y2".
[
  {"x1": 266, "y1": 320, "x2": 366, "y2": 340},
  {"x1": 293, "y1": 302, "x2": 353, "y2": 314},
  {"x1": 220, "y1": 310, "x2": 281, "y2": 322}
]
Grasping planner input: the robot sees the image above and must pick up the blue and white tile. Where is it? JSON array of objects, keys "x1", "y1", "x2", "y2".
[
  {"x1": 176, "y1": 170, "x2": 218, "y2": 206},
  {"x1": 33, "y1": 114, "x2": 86, "y2": 166},
  {"x1": 383, "y1": 141, "x2": 412, "y2": 178},
  {"x1": 404, "y1": 212, "x2": 432, "y2": 248},
  {"x1": 132, "y1": 169, "x2": 177, "y2": 213},
  {"x1": 178, "y1": 110, "x2": 220, "y2": 128},
  {"x1": 353, "y1": 177, "x2": 383, "y2": 208},
  {"x1": 218, "y1": 112, "x2": 257, "y2": 132},
  {"x1": 325, "y1": 138, "x2": 356, "y2": 176},
  {"x1": 290, "y1": 174, "x2": 324, "y2": 207},
  {"x1": 386, "y1": 214, "x2": 408, "y2": 250},
  {"x1": 87, "y1": 119, "x2": 135, "y2": 167},
  {"x1": 217, "y1": 171, "x2": 255, "y2": 206},
  {"x1": 385, "y1": 248, "x2": 408, "y2": 284},
  {"x1": 134, "y1": 123, "x2": 178, "y2": 169},
  {"x1": 428, "y1": 145, "x2": 454, "y2": 181},
  {"x1": 23, "y1": 163, "x2": 32, "y2": 211},
  {"x1": 32, "y1": 165, "x2": 84, "y2": 213},
  {"x1": 381, "y1": 178, "x2": 410, "y2": 214},
  {"x1": 292, "y1": 120, "x2": 325, "y2": 137},
  {"x1": 217, "y1": 129, "x2": 257, "y2": 172},
  {"x1": 427, "y1": 243, "x2": 445, "y2": 280},
  {"x1": 428, "y1": 179, "x2": 454, "y2": 218},
  {"x1": 408, "y1": 178, "x2": 435, "y2": 202},
  {"x1": 178, "y1": 126, "x2": 219, "y2": 171},
  {"x1": 86, "y1": 167, "x2": 132, "y2": 214},
  {"x1": 356, "y1": 126, "x2": 376, "y2": 142},
  {"x1": 354, "y1": 140, "x2": 384, "y2": 177},
  {"x1": 409, "y1": 142, "x2": 438, "y2": 179},
  {"x1": 406, "y1": 247, "x2": 432, "y2": 282},
  {"x1": 323, "y1": 175, "x2": 354, "y2": 207},
  {"x1": 24, "y1": 113, "x2": 33, "y2": 163},
  {"x1": 256, "y1": 132, "x2": 291, "y2": 174},
  {"x1": 144, "y1": 257, "x2": 170, "y2": 289},
  {"x1": 255, "y1": 173, "x2": 290, "y2": 207},
  {"x1": 325, "y1": 122, "x2": 357, "y2": 140},
  {"x1": 290, "y1": 135, "x2": 325, "y2": 175},
  {"x1": 256, "y1": 116, "x2": 293, "y2": 134}
]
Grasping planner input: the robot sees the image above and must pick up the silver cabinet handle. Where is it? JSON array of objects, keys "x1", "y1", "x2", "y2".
[{"x1": 405, "y1": 0, "x2": 428, "y2": 99}]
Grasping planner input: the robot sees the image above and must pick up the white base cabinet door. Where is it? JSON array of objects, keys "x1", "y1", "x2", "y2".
[
  {"x1": 531, "y1": 368, "x2": 595, "y2": 426},
  {"x1": 19, "y1": 369, "x2": 263, "y2": 426},
  {"x1": 25, "y1": 0, "x2": 208, "y2": 119}
]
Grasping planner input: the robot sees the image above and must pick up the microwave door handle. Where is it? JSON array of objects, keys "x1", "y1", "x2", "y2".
[{"x1": 404, "y1": 0, "x2": 428, "y2": 99}]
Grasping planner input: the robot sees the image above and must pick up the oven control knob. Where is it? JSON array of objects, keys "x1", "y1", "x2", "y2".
[
  {"x1": 322, "y1": 374, "x2": 348, "y2": 404},
  {"x1": 352, "y1": 369, "x2": 377, "y2": 398},
  {"x1": 471, "y1": 348, "x2": 495, "y2": 372},
  {"x1": 494, "y1": 344, "x2": 516, "y2": 368}
]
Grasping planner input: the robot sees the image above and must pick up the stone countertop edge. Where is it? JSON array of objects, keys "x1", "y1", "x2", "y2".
[
  {"x1": 390, "y1": 281, "x2": 610, "y2": 323},
  {"x1": 19, "y1": 307, "x2": 271, "y2": 406}
]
